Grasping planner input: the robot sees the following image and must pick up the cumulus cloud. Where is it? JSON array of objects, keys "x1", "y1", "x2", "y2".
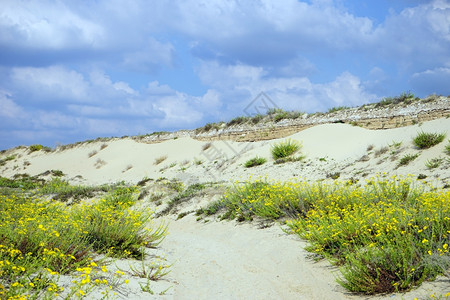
[
  {"x1": 0, "y1": 1, "x2": 105, "y2": 49},
  {"x1": 11, "y1": 66, "x2": 89, "y2": 103},
  {"x1": 196, "y1": 60, "x2": 377, "y2": 116},
  {"x1": 0, "y1": 0, "x2": 448, "y2": 149}
]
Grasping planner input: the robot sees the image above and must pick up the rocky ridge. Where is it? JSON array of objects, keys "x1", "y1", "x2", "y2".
[{"x1": 138, "y1": 95, "x2": 449, "y2": 144}]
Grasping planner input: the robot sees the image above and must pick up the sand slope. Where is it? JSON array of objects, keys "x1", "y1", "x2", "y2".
[
  {"x1": 1, "y1": 118, "x2": 450, "y2": 299},
  {"x1": 2, "y1": 118, "x2": 449, "y2": 186}
]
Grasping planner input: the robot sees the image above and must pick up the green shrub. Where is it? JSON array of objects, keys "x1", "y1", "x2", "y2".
[
  {"x1": 0, "y1": 184, "x2": 167, "y2": 298},
  {"x1": 273, "y1": 111, "x2": 289, "y2": 122},
  {"x1": 376, "y1": 91, "x2": 417, "y2": 107},
  {"x1": 200, "y1": 177, "x2": 450, "y2": 294},
  {"x1": 445, "y1": 141, "x2": 450, "y2": 155},
  {"x1": 0, "y1": 155, "x2": 16, "y2": 166},
  {"x1": 244, "y1": 157, "x2": 267, "y2": 168},
  {"x1": 29, "y1": 144, "x2": 43, "y2": 152},
  {"x1": 398, "y1": 154, "x2": 419, "y2": 166},
  {"x1": 413, "y1": 131, "x2": 446, "y2": 149},
  {"x1": 271, "y1": 139, "x2": 301, "y2": 160},
  {"x1": 425, "y1": 158, "x2": 443, "y2": 169},
  {"x1": 327, "y1": 106, "x2": 349, "y2": 113},
  {"x1": 227, "y1": 116, "x2": 249, "y2": 127},
  {"x1": 251, "y1": 114, "x2": 264, "y2": 124}
]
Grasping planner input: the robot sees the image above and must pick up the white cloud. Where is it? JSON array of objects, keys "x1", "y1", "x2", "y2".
[
  {"x1": 122, "y1": 37, "x2": 176, "y2": 71},
  {"x1": 0, "y1": 90, "x2": 22, "y2": 118},
  {"x1": 196, "y1": 60, "x2": 377, "y2": 115},
  {"x1": 11, "y1": 66, "x2": 89, "y2": 102},
  {"x1": 372, "y1": 0, "x2": 450, "y2": 67},
  {"x1": 0, "y1": 1, "x2": 105, "y2": 49}
]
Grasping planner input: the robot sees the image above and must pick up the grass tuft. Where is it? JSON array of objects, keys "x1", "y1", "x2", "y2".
[
  {"x1": 413, "y1": 131, "x2": 446, "y2": 149},
  {"x1": 425, "y1": 158, "x2": 443, "y2": 169},
  {"x1": 154, "y1": 155, "x2": 168, "y2": 165},
  {"x1": 244, "y1": 157, "x2": 267, "y2": 168},
  {"x1": 271, "y1": 139, "x2": 301, "y2": 160},
  {"x1": 29, "y1": 144, "x2": 43, "y2": 152},
  {"x1": 398, "y1": 154, "x2": 419, "y2": 167}
]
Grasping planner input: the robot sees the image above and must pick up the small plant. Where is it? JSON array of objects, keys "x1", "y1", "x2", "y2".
[
  {"x1": 29, "y1": 144, "x2": 43, "y2": 152},
  {"x1": 273, "y1": 111, "x2": 289, "y2": 122},
  {"x1": 389, "y1": 141, "x2": 402, "y2": 149},
  {"x1": 376, "y1": 91, "x2": 417, "y2": 107},
  {"x1": 425, "y1": 158, "x2": 443, "y2": 169},
  {"x1": 244, "y1": 157, "x2": 267, "y2": 168},
  {"x1": 202, "y1": 143, "x2": 212, "y2": 151},
  {"x1": 0, "y1": 155, "x2": 16, "y2": 166},
  {"x1": 327, "y1": 172, "x2": 341, "y2": 180},
  {"x1": 51, "y1": 169, "x2": 64, "y2": 177},
  {"x1": 366, "y1": 144, "x2": 374, "y2": 152},
  {"x1": 193, "y1": 158, "x2": 203, "y2": 165},
  {"x1": 251, "y1": 114, "x2": 264, "y2": 124},
  {"x1": 417, "y1": 174, "x2": 427, "y2": 180},
  {"x1": 227, "y1": 116, "x2": 249, "y2": 127},
  {"x1": 398, "y1": 153, "x2": 419, "y2": 166},
  {"x1": 444, "y1": 141, "x2": 450, "y2": 155},
  {"x1": 88, "y1": 150, "x2": 98, "y2": 158},
  {"x1": 122, "y1": 164, "x2": 133, "y2": 172},
  {"x1": 271, "y1": 139, "x2": 301, "y2": 160},
  {"x1": 125, "y1": 258, "x2": 170, "y2": 281},
  {"x1": 274, "y1": 155, "x2": 305, "y2": 164},
  {"x1": 95, "y1": 158, "x2": 106, "y2": 169},
  {"x1": 154, "y1": 155, "x2": 168, "y2": 165},
  {"x1": 374, "y1": 146, "x2": 389, "y2": 157},
  {"x1": 100, "y1": 143, "x2": 108, "y2": 150},
  {"x1": 413, "y1": 131, "x2": 446, "y2": 149},
  {"x1": 327, "y1": 106, "x2": 349, "y2": 113}
]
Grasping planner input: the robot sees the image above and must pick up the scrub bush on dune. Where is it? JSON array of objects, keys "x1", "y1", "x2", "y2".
[{"x1": 202, "y1": 176, "x2": 450, "y2": 295}]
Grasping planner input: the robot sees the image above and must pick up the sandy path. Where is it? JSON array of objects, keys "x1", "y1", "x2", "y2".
[{"x1": 160, "y1": 216, "x2": 351, "y2": 300}]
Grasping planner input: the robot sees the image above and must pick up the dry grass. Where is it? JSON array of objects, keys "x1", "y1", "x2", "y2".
[{"x1": 154, "y1": 155, "x2": 168, "y2": 165}]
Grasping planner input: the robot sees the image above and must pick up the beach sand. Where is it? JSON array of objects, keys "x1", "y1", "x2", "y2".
[{"x1": 1, "y1": 118, "x2": 449, "y2": 299}]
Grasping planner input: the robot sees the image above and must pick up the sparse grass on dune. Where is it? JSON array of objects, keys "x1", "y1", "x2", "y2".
[
  {"x1": 244, "y1": 156, "x2": 267, "y2": 168},
  {"x1": 201, "y1": 176, "x2": 450, "y2": 295},
  {"x1": 270, "y1": 138, "x2": 305, "y2": 164},
  {"x1": 0, "y1": 178, "x2": 167, "y2": 299},
  {"x1": 413, "y1": 131, "x2": 446, "y2": 149}
]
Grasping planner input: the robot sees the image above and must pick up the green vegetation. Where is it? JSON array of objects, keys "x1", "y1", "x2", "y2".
[
  {"x1": 227, "y1": 116, "x2": 249, "y2": 127},
  {"x1": 268, "y1": 108, "x2": 303, "y2": 122},
  {"x1": 0, "y1": 178, "x2": 167, "y2": 299},
  {"x1": 29, "y1": 144, "x2": 43, "y2": 152},
  {"x1": 200, "y1": 177, "x2": 450, "y2": 294},
  {"x1": 244, "y1": 157, "x2": 267, "y2": 168},
  {"x1": 375, "y1": 91, "x2": 418, "y2": 107},
  {"x1": 398, "y1": 154, "x2": 419, "y2": 167},
  {"x1": 327, "y1": 106, "x2": 349, "y2": 113},
  {"x1": 445, "y1": 141, "x2": 450, "y2": 155},
  {"x1": 413, "y1": 131, "x2": 446, "y2": 149},
  {"x1": 425, "y1": 158, "x2": 444, "y2": 169},
  {"x1": 271, "y1": 139, "x2": 301, "y2": 160},
  {"x1": 159, "y1": 183, "x2": 208, "y2": 216},
  {"x1": 0, "y1": 155, "x2": 16, "y2": 166}
]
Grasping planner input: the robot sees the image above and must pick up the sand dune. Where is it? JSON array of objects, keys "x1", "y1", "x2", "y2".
[
  {"x1": 3, "y1": 118, "x2": 448, "y2": 186},
  {"x1": 1, "y1": 118, "x2": 449, "y2": 299}
]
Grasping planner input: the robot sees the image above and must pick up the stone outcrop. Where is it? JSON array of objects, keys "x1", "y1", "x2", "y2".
[{"x1": 137, "y1": 96, "x2": 449, "y2": 143}]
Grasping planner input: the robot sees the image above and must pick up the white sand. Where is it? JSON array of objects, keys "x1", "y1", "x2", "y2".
[{"x1": 1, "y1": 118, "x2": 449, "y2": 299}]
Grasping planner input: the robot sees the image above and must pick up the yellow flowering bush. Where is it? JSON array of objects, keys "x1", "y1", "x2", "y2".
[
  {"x1": 0, "y1": 181, "x2": 167, "y2": 299},
  {"x1": 209, "y1": 176, "x2": 450, "y2": 294}
]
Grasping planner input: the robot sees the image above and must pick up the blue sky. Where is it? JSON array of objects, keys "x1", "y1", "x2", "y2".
[{"x1": 1, "y1": 0, "x2": 449, "y2": 149}]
